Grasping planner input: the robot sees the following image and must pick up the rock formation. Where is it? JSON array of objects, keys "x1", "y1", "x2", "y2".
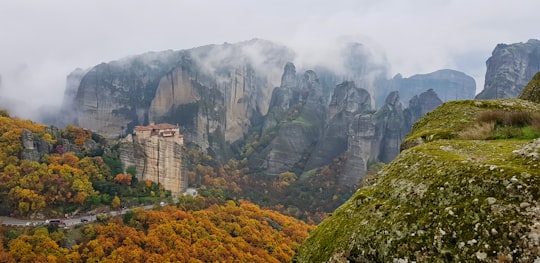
[
  {"x1": 294, "y1": 97, "x2": 540, "y2": 262},
  {"x1": 519, "y1": 70, "x2": 540, "y2": 103},
  {"x1": 252, "y1": 63, "x2": 326, "y2": 174},
  {"x1": 20, "y1": 128, "x2": 52, "y2": 162},
  {"x1": 374, "y1": 91, "x2": 407, "y2": 163},
  {"x1": 404, "y1": 88, "x2": 443, "y2": 131},
  {"x1": 61, "y1": 39, "x2": 474, "y2": 185},
  {"x1": 476, "y1": 39, "x2": 540, "y2": 99},
  {"x1": 340, "y1": 114, "x2": 377, "y2": 185},
  {"x1": 122, "y1": 122, "x2": 186, "y2": 196},
  {"x1": 68, "y1": 39, "x2": 293, "y2": 161},
  {"x1": 305, "y1": 81, "x2": 371, "y2": 172}
]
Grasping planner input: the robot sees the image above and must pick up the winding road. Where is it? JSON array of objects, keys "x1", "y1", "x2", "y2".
[{"x1": 0, "y1": 205, "x2": 155, "y2": 227}]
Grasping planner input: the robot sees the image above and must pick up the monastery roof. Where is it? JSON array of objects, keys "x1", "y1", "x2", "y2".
[{"x1": 134, "y1": 123, "x2": 179, "y2": 131}]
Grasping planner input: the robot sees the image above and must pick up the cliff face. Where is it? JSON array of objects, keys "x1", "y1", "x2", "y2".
[
  {"x1": 294, "y1": 97, "x2": 540, "y2": 262},
  {"x1": 476, "y1": 39, "x2": 540, "y2": 99},
  {"x1": 252, "y1": 63, "x2": 326, "y2": 174},
  {"x1": 404, "y1": 88, "x2": 443, "y2": 132},
  {"x1": 121, "y1": 124, "x2": 186, "y2": 196},
  {"x1": 74, "y1": 51, "x2": 180, "y2": 138},
  {"x1": 305, "y1": 81, "x2": 371, "y2": 172},
  {"x1": 374, "y1": 91, "x2": 407, "y2": 163},
  {"x1": 134, "y1": 135, "x2": 185, "y2": 196},
  {"x1": 20, "y1": 128, "x2": 52, "y2": 162},
  {"x1": 70, "y1": 40, "x2": 293, "y2": 160}
]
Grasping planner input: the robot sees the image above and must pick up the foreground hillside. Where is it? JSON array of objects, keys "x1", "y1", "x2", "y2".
[
  {"x1": 1, "y1": 199, "x2": 313, "y2": 262},
  {"x1": 294, "y1": 97, "x2": 540, "y2": 262}
]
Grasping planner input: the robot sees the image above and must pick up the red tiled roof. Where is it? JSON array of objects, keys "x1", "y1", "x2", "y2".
[
  {"x1": 134, "y1": 123, "x2": 180, "y2": 132},
  {"x1": 134, "y1": 126, "x2": 153, "y2": 131}
]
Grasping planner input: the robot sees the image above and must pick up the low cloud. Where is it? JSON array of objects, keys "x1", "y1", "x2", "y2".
[{"x1": 0, "y1": 0, "x2": 539, "y2": 120}]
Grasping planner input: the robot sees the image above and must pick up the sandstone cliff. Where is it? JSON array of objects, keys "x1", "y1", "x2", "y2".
[
  {"x1": 305, "y1": 81, "x2": 371, "y2": 172},
  {"x1": 373, "y1": 91, "x2": 407, "y2": 164},
  {"x1": 74, "y1": 50, "x2": 180, "y2": 138},
  {"x1": 476, "y1": 39, "x2": 540, "y2": 99},
  {"x1": 251, "y1": 63, "x2": 326, "y2": 174},
  {"x1": 121, "y1": 124, "x2": 186, "y2": 196},
  {"x1": 69, "y1": 39, "x2": 293, "y2": 160},
  {"x1": 20, "y1": 128, "x2": 52, "y2": 162},
  {"x1": 251, "y1": 63, "x2": 453, "y2": 184}
]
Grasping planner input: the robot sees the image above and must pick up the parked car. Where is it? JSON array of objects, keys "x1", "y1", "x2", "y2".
[{"x1": 80, "y1": 218, "x2": 89, "y2": 222}]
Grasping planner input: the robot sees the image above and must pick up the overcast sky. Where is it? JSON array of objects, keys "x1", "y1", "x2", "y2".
[{"x1": 1, "y1": 0, "x2": 539, "y2": 114}]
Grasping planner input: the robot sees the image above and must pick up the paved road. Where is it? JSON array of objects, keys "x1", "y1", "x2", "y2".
[{"x1": 0, "y1": 205, "x2": 155, "y2": 227}]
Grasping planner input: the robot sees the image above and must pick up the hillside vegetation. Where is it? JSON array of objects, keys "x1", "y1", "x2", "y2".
[
  {"x1": 0, "y1": 110, "x2": 314, "y2": 262},
  {"x1": 294, "y1": 80, "x2": 540, "y2": 262},
  {"x1": 1, "y1": 199, "x2": 312, "y2": 262},
  {"x1": 0, "y1": 111, "x2": 172, "y2": 217}
]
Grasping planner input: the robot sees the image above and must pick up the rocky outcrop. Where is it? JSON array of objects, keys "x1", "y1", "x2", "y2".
[
  {"x1": 294, "y1": 98, "x2": 540, "y2": 262},
  {"x1": 74, "y1": 50, "x2": 180, "y2": 138},
  {"x1": 381, "y1": 69, "x2": 475, "y2": 107},
  {"x1": 404, "y1": 88, "x2": 443, "y2": 131},
  {"x1": 374, "y1": 91, "x2": 407, "y2": 163},
  {"x1": 121, "y1": 124, "x2": 186, "y2": 196},
  {"x1": 305, "y1": 81, "x2": 371, "y2": 171},
  {"x1": 63, "y1": 38, "x2": 472, "y2": 184},
  {"x1": 253, "y1": 63, "x2": 326, "y2": 174},
  {"x1": 70, "y1": 39, "x2": 293, "y2": 160},
  {"x1": 134, "y1": 136, "x2": 184, "y2": 196},
  {"x1": 341, "y1": 114, "x2": 378, "y2": 185},
  {"x1": 477, "y1": 39, "x2": 540, "y2": 99},
  {"x1": 519, "y1": 70, "x2": 540, "y2": 103},
  {"x1": 20, "y1": 128, "x2": 52, "y2": 162}
]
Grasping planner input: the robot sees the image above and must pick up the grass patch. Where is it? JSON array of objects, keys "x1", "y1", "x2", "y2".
[
  {"x1": 459, "y1": 110, "x2": 540, "y2": 140},
  {"x1": 402, "y1": 99, "x2": 540, "y2": 150}
]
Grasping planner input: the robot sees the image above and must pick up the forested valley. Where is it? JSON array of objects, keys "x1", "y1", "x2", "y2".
[{"x1": 0, "y1": 109, "x2": 367, "y2": 262}]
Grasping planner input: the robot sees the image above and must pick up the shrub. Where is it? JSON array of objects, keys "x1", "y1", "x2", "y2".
[
  {"x1": 461, "y1": 110, "x2": 540, "y2": 140},
  {"x1": 477, "y1": 110, "x2": 535, "y2": 127},
  {"x1": 458, "y1": 122, "x2": 495, "y2": 140}
]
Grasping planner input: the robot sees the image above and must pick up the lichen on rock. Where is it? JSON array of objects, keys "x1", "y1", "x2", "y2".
[{"x1": 519, "y1": 71, "x2": 540, "y2": 104}]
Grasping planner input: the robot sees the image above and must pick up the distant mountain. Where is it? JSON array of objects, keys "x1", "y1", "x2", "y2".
[
  {"x1": 382, "y1": 69, "x2": 475, "y2": 107},
  {"x1": 476, "y1": 39, "x2": 540, "y2": 99}
]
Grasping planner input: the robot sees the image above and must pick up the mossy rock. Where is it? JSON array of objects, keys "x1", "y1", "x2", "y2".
[
  {"x1": 293, "y1": 138, "x2": 540, "y2": 262},
  {"x1": 401, "y1": 99, "x2": 540, "y2": 151},
  {"x1": 519, "y1": 71, "x2": 540, "y2": 104}
]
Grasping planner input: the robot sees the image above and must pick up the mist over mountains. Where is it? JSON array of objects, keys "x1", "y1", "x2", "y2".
[
  {"x1": 2, "y1": 38, "x2": 539, "y2": 183},
  {"x1": 29, "y1": 38, "x2": 478, "y2": 182}
]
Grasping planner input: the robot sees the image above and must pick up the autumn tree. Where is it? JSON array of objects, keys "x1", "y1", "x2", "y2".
[
  {"x1": 111, "y1": 195, "x2": 121, "y2": 210},
  {"x1": 114, "y1": 174, "x2": 132, "y2": 186},
  {"x1": 8, "y1": 228, "x2": 68, "y2": 262},
  {"x1": 0, "y1": 225, "x2": 15, "y2": 263},
  {"x1": 63, "y1": 124, "x2": 92, "y2": 146}
]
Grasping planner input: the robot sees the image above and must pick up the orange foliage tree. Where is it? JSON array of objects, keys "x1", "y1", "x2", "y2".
[
  {"x1": 66, "y1": 199, "x2": 314, "y2": 262},
  {"x1": 63, "y1": 124, "x2": 92, "y2": 146},
  {"x1": 114, "y1": 174, "x2": 132, "y2": 186}
]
